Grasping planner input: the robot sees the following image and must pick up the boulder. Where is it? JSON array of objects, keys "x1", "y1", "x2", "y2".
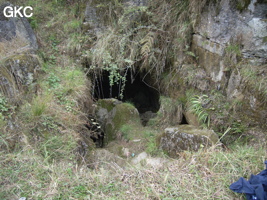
[
  {"x1": 123, "y1": 0, "x2": 148, "y2": 7},
  {"x1": 96, "y1": 98, "x2": 140, "y2": 143},
  {"x1": 160, "y1": 125, "x2": 219, "y2": 157},
  {"x1": 131, "y1": 151, "x2": 148, "y2": 164},
  {"x1": 0, "y1": 54, "x2": 40, "y2": 100},
  {"x1": 131, "y1": 151, "x2": 167, "y2": 168},
  {"x1": 0, "y1": 2, "x2": 38, "y2": 51}
]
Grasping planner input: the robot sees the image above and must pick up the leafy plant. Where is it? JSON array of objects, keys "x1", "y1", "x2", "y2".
[
  {"x1": 0, "y1": 94, "x2": 9, "y2": 114},
  {"x1": 28, "y1": 16, "x2": 38, "y2": 29},
  {"x1": 89, "y1": 49, "x2": 129, "y2": 99},
  {"x1": 47, "y1": 73, "x2": 61, "y2": 89},
  {"x1": 231, "y1": 121, "x2": 246, "y2": 135},
  {"x1": 41, "y1": 116, "x2": 58, "y2": 130},
  {"x1": 188, "y1": 95, "x2": 210, "y2": 127},
  {"x1": 0, "y1": 113, "x2": 6, "y2": 128}
]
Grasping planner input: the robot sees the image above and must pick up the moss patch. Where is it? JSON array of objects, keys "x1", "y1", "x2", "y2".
[
  {"x1": 97, "y1": 98, "x2": 118, "y2": 112},
  {"x1": 232, "y1": 0, "x2": 251, "y2": 12},
  {"x1": 104, "y1": 102, "x2": 140, "y2": 142}
]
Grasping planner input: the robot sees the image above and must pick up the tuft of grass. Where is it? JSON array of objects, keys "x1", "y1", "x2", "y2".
[
  {"x1": 144, "y1": 130, "x2": 162, "y2": 156},
  {"x1": 120, "y1": 124, "x2": 132, "y2": 141},
  {"x1": 63, "y1": 19, "x2": 82, "y2": 33},
  {"x1": 86, "y1": 0, "x2": 210, "y2": 89},
  {"x1": 239, "y1": 64, "x2": 267, "y2": 102},
  {"x1": 40, "y1": 133, "x2": 77, "y2": 163},
  {"x1": 0, "y1": 114, "x2": 6, "y2": 128},
  {"x1": 66, "y1": 33, "x2": 84, "y2": 56},
  {"x1": 225, "y1": 44, "x2": 241, "y2": 56},
  {"x1": 0, "y1": 34, "x2": 28, "y2": 60},
  {"x1": 30, "y1": 95, "x2": 50, "y2": 117}
]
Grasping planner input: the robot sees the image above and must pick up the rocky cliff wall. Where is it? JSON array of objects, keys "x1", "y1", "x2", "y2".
[{"x1": 186, "y1": 0, "x2": 267, "y2": 140}]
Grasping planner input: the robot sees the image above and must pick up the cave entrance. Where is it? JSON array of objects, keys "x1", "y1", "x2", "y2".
[
  {"x1": 181, "y1": 113, "x2": 188, "y2": 125},
  {"x1": 93, "y1": 69, "x2": 160, "y2": 118}
]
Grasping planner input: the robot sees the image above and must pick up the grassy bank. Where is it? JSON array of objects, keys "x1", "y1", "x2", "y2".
[{"x1": 1, "y1": 144, "x2": 266, "y2": 199}]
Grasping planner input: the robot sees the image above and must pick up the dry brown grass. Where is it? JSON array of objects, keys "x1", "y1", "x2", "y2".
[
  {"x1": 1, "y1": 143, "x2": 266, "y2": 199},
  {"x1": 0, "y1": 33, "x2": 29, "y2": 60}
]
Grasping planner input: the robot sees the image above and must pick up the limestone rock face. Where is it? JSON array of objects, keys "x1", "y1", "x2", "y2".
[
  {"x1": 96, "y1": 99, "x2": 140, "y2": 143},
  {"x1": 189, "y1": 0, "x2": 267, "y2": 131},
  {"x1": 160, "y1": 125, "x2": 219, "y2": 157},
  {"x1": 0, "y1": 2, "x2": 38, "y2": 50},
  {"x1": 192, "y1": 0, "x2": 267, "y2": 92},
  {"x1": 193, "y1": 0, "x2": 267, "y2": 63},
  {"x1": 83, "y1": 1, "x2": 103, "y2": 36}
]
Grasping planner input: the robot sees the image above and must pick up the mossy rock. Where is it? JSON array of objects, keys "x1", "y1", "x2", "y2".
[
  {"x1": 97, "y1": 98, "x2": 120, "y2": 112},
  {"x1": 105, "y1": 102, "x2": 140, "y2": 142},
  {"x1": 96, "y1": 99, "x2": 140, "y2": 143},
  {"x1": 112, "y1": 102, "x2": 140, "y2": 130},
  {"x1": 0, "y1": 54, "x2": 40, "y2": 98},
  {"x1": 160, "y1": 125, "x2": 219, "y2": 158}
]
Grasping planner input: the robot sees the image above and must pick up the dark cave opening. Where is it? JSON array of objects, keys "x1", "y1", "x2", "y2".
[
  {"x1": 181, "y1": 113, "x2": 188, "y2": 125},
  {"x1": 93, "y1": 70, "x2": 160, "y2": 114}
]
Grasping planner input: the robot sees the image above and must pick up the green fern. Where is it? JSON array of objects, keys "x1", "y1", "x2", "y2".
[
  {"x1": 189, "y1": 95, "x2": 210, "y2": 127},
  {"x1": 140, "y1": 32, "x2": 155, "y2": 59}
]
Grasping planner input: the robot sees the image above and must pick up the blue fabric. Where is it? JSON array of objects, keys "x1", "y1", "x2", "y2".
[{"x1": 230, "y1": 161, "x2": 267, "y2": 200}]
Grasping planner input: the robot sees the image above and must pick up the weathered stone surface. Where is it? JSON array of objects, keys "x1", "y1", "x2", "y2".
[
  {"x1": 124, "y1": 0, "x2": 148, "y2": 6},
  {"x1": 132, "y1": 151, "x2": 148, "y2": 164},
  {"x1": 131, "y1": 151, "x2": 167, "y2": 168},
  {"x1": 194, "y1": 0, "x2": 267, "y2": 62},
  {"x1": 191, "y1": 0, "x2": 267, "y2": 93},
  {"x1": 0, "y1": 54, "x2": 40, "y2": 99},
  {"x1": 192, "y1": 35, "x2": 225, "y2": 56},
  {"x1": 96, "y1": 99, "x2": 140, "y2": 143},
  {"x1": 226, "y1": 69, "x2": 242, "y2": 100},
  {"x1": 83, "y1": 1, "x2": 103, "y2": 36},
  {"x1": 160, "y1": 125, "x2": 219, "y2": 157},
  {"x1": 184, "y1": 111, "x2": 200, "y2": 127},
  {"x1": 0, "y1": 2, "x2": 38, "y2": 50}
]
